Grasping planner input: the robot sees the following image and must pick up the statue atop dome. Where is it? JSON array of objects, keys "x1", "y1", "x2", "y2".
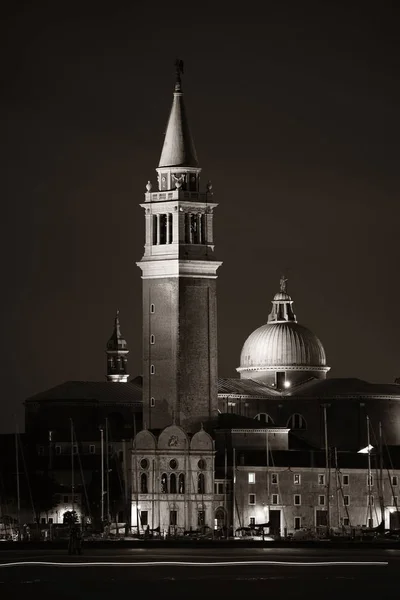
[{"x1": 280, "y1": 275, "x2": 288, "y2": 293}]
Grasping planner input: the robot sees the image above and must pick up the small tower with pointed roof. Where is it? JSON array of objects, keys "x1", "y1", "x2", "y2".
[
  {"x1": 106, "y1": 310, "x2": 129, "y2": 383},
  {"x1": 137, "y1": 61, "x2": 222, "y2": 432}
]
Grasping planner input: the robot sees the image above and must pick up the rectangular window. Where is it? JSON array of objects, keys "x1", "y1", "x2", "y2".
[
  {"x1": 48, "y1": 517, "x2": 53, "y2": 524},
  {"x1": 214, "y1": 483, "x2": 223, "y2": 494},
  {"x1": 150, "y1": 364, "x2": 155, "y2": 374},
  {"x1": 249, "y1": 494, "x2": 256, "y2": 505},
  {"x1": 272, "y1": 494, "x2": 279, "y2": 505},
  {"x1": 150, "y1": 397, "x2": 155, "y2": 407},
  {"x1": 41, "y1": 518, "x2": 46, "y2": 524},
  {"x1": 392, "y1": 476, "x2": 398, "y2": 486},
  {"x1": 294, "y1": 517, "x2": 301, "y2": 530},
  {"x1": 249, "y1": 517, "x2": 255, "y2": 526},
  {"x1": 140, "y1": 511, "x2": 148, "y2": 527},
  {"x1": 89, "y1": 445, "x2": 95, "y2": 454},
  {"x1": 198, "y1": 511, "x2": 205, "y2": 527},
  {"x1": 368, "y1": 495, "x2": 374, "y2": 506},
  {"x1": 150, "y1": 303, "x2": 155, "y2": 314},
  {"x1": 319, "y1": 495, "x2": 325, "y2": 506},
  {"x1": 294, "y1": 474, "x2": 301, "y2": 485},
  {"x1": 342, "y1": 474, "x2": 349, "y2": 485},
  {"x1": 368, "y1": 518, "x2": 373, "y2": 528},
  {"x1": 343, "y1": 517, "x2": 350, "y2": 526},
  {"x1": 367, "y1": 475, "x2": 373, "y2": 487},
  {"x1": 343, "y1": 495, "x2": 350, "y2": 506},
  {"x1": 248, "y1": 472, "x2": 255, "y2": 484},
  {"x1": 318, "y1": 474, "x2": 325, "y2": 485},
  {"x1": 294, "y1": 494, "x2": 301, "y2": 506},
  {"x1": 55, "y1": 445, "x2": 61, "y2": 455},
  {"x1": 169, "y1": 510, "x2": 177, "y2": 526},
  {"x1": 150, "y1": 334, "x2": 155, "y2": 344},
  {"x1": 271, "y1": 473, "x2": 278, "y2": 485}
]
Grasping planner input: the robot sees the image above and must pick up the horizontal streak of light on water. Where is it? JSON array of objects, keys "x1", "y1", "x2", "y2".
[{"x1": 0, "y1": 560, "x2": 389, "y2": 568}]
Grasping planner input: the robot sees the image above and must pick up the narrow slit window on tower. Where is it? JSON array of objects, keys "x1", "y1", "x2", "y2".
[
  {"x1": 150, "y1": 365, "x2": 155, "y2": 375},
  {"x1": 190, "y1": 213, "x2": 198, "y2": 243},
  {"x1": 152, "y1": 215, "x2": 158, "y2": 245},
  {"x1": 159, "y1": 214, "x2": 167, "y2": 244},
  {"x1": 150, "y1": 334, "x2": 155, "y2": 344},
  {"x1": 150, "y1": 303, "x2": 155, "y2": 314},
  {"x1": 150, "y1": 397, "x2": 155, "y2": 407},
  {"x1": 201, "y1": 213, "x2": 206, "y2": 244},
  {"x1": 168, "y1": 213, "x2": 173, "y2": 243}
]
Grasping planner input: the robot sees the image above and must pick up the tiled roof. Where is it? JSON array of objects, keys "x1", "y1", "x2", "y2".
[
  {"x1": 217, "y1": 378, "x2": 279, "y2": 397},
  {"x1": 24, "y1": 381, "x2": 143, "y2": 404}
]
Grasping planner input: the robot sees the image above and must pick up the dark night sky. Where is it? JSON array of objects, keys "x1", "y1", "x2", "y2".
[{"x1": 1, "y1": 2, "x2": 399, "y2": 433}]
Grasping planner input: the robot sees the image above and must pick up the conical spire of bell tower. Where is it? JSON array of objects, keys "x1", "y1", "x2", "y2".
[
  {"x1": 106, "y1": 309, "x2": 129, "y2": 382},
  {"x1": 268, "y1": 276, "x2": 297, "y2": 323},
  {"x1": 158, "y1": 59, "x2": 199, "y2": 169}
]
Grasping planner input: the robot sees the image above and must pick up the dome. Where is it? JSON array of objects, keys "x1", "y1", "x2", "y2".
[
  {"x1": 237, "y1": 277, "x2": 329, "y2": 383},
  {"x1": 239, "y1": 321, "x2": 327, "y2": 370}
]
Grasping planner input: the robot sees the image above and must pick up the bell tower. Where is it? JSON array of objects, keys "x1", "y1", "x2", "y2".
[
  {"x1": 106, "y1": 309, "x2": 129, "y2": 382},
  {"x1": 137, "y1": 61, "x2": 221, "y2": 432}
]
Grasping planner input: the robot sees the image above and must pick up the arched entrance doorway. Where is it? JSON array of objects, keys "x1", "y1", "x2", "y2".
[{"x1": 215, "y1": 507, "x2": 226, "y2": 530}]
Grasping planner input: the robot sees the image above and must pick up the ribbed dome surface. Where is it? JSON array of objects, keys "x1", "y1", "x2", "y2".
[{"x1": 240, "y1": 322, "x2": 326, "y2": 369}]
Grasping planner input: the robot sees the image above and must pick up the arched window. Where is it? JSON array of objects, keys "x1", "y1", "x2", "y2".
[
  {"x1": 140, "y1": 473, "x2": 148, "y2": 494},
  {"x1": 198, "y1": 472, "x2": 205, "y2": 494},
  {"x1": 287, "y1": 413, "x2": 307, "y2": 430},
  {"x1": 255, "y1": 413, "x2": 274, "y2": 424},
  {"x1": 161, "y1": 473, "x2": 168, "y2": 493},
  {"x1": 170, "y1": 473, "x2": 177, "y2": 494},
  {"x1": 178, "y1": 473, "x2": 185, "y2": 494}
]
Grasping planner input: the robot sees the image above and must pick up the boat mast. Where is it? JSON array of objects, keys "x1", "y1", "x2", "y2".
[
  {"x1": 266, "y1": 429, "x2": 270, "y2": 528},
  {"x1": 379, "y1": 421, "x2": 385, "y2": 529},
  {"x1": 322, "y1": 404, "x2": 330, "y2": 533},
  {"x1": 366, "y1": 416, "x2": 373, "y2": 527},
  {"x1": 70, "y1": 419, "x2": 75, "y2": 521},
  {"x1": 15, "y1": 425, "x2": 20, "y2": 532},
  {"x1": 100, "y1": 425, "x2": 104, "y2": 523},
  {"x1": 334, "y1": 447, "x2": 340, "y2": 529},
  {"x1": 232, "y1": 447, "x2": 236, "y2": 532},
  {"x1": 106, "y1": 417, "x2": 110, "y2": 523}
]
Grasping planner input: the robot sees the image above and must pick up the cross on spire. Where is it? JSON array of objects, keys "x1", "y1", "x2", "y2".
[{"x1": 175, "y1": 58, "x2": 184, "y2": 91}]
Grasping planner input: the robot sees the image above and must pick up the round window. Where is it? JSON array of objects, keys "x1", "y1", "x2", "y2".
[
  {"x1": 140, "y1": 458, "x2": 149, "y2": 470},
  {"x1": 169, "y1": 459, "x2": 178, "y2": 470},
  {"x1": 198, "y1": 459, "x2": 206, "y2": 470}
]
